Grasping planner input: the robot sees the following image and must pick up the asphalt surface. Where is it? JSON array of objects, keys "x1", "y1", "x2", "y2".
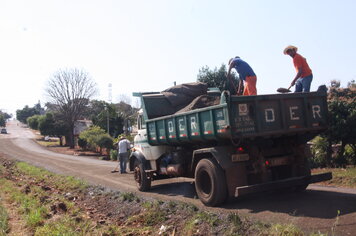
[{"x1": 1, "y1": 120, "x2": 356, "y2": 235}]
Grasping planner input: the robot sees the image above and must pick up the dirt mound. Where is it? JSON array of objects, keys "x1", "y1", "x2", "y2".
[{"x1": 175, "y1": 95, "x2": 221, "y2": 114}]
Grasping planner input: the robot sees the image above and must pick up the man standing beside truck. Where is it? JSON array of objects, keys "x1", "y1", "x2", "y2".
[
  {"x1": 227, "y1": 56, "x2": 257, "y2": 96},
  {"x1": 111, "y1": 135, "x2": 131, "y2": 174},
  {"x1": 284, "y1": 45, "x2": 313, "y2": 92}
]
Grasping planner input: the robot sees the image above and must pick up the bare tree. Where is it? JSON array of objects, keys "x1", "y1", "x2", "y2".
[
  {"x1": 117, "y1": 93, "x2": 132, "y2": 105},
  {"x1": 45, "y1": 68, "x2": 97, "y2": 148}
]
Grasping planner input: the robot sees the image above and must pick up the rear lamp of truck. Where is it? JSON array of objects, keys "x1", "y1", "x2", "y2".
[
  {"x1": 232, "y1": 147, "x2": 249, "y2": 162},
  {"x1": 236, "y1": 147, "x2": 245, "y2": 153}
]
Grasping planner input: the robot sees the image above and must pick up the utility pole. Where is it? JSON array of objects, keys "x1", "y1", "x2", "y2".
[
  {"x1": 107, "y1": 83, "x2": 112, "y2": 135},
  {"x1": 105, "y1": 105, "x2": 109, "y2": 134}
]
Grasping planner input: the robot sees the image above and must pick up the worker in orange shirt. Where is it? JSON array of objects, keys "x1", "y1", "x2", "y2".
[{"x1": 284, "y1": 45, "x2": 313, "y2": 92}]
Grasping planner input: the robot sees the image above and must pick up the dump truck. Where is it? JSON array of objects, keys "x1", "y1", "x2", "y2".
[{"x1": 129, "y1": 83, "x2": 332, "y2": 206}]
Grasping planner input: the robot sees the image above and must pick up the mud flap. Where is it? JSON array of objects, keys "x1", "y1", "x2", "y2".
[{"x1": 235, "y1": 172, "x2": 332, "y2": 197}]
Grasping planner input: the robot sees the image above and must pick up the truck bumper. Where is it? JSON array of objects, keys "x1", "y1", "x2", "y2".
[{"x1": 235, "y1": 172, "x2": 332, "y2": 197}]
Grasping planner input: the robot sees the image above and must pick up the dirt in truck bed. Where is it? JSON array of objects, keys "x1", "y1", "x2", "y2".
[{"x1": 175, "y1": 95, "x2": 221, "y2": 114}]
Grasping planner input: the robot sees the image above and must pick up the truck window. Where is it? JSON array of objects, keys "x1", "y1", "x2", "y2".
[{"x1": 138, "y1": 115, "x2": 146, "y2": 130}]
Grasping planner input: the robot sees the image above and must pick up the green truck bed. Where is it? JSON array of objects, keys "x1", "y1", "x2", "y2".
[{"x1": 140, "y1": 89, "x2": 328, "y2": 146}]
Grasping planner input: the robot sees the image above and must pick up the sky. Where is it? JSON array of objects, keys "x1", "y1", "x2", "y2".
[{"x1": 1, "y1": 0, "x2": 355, "y2": 116}]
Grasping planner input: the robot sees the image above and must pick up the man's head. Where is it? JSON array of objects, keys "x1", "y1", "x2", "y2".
[
  {"x1": 283, "y1": 45, "x2": 298, "y2": 57},
  {"x1": 228, "y1": 56, "x2": 240, "y2": 65}
]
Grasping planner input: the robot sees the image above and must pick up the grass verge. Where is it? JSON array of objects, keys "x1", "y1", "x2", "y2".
[
  {"x1": 0, "y1": 157, "x2": 313, "y2": 235},
  {"x1": 313, "y1": 167, "x2": 356, "y2": 188},
  {"x1": 0, "y1": 201, "x2": 9, "y2": 236},
  {"x1": 36, "y1": 139, "x2": 59, "y2": 147}
]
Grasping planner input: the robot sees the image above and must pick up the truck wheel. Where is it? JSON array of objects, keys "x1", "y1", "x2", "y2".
[
  {"x1": 295, "y1": 145, "x2": 312, "y2": 192},
  {"x1": 134, "y1": 160, "x2": 151, "y2": 191},
  {"x1": 295, "y1": 165, "x2": 311, "y2": 192},
  {"x1": 195, "y1": 159, "x2": 227, "y2": 206}
]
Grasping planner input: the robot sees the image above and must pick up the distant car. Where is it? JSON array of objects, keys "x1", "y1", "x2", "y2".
[{"x1": 1, "y1": 128, "x2": 7, "y2": 134}]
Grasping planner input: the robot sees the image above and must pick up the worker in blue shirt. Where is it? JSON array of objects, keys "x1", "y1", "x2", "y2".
[{"x1": 227, "y1": 56, "x2": 257, "y2": 95}]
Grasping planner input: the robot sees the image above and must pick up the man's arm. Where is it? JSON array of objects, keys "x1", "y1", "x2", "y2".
[
  {"x1": 290, "y1": 67, "x2": 303, "y2": 87},
  {"x1": 227, "y1": 63, "x2": 233, "y2": 78}
]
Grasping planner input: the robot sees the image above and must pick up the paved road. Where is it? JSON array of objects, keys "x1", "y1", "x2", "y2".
[{"x1": 1, "y1": 121, "x2": 356, "y2": 235}]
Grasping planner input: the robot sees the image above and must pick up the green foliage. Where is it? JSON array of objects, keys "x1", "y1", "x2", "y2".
[
  {"x1": 96, "y1": 134, "x2": 114, "y2": 150},
  {"x1": 87, "y1": 101, "x2": 123, "y2": 137},
  {"x1": 314, "y1": 167, "x2": 356, "y2": 188},
  {"x1": 197, "y1": 64, "x2": 239, "y2": 94},
  {"x1": 310, "y1": 136, "x2": 328, "y2": 168},
  {"x1": 266, "y1": 223, "x2": 304, "y2": 236},
  {"x1": 0, "y1": 115, "x2": 5, "y2": 127},
  {"x1": 79, "y1": 126, "x2": 106, "y2": 150},
  {"x1": 345, "y1": 145, "x2": 356, "y2": 165},
  {"x1": 0, "y1": 111, "x2": 11, "y2": 121},
  {"x1": 110, "y1": 149, "x2": 118, "y2": 161},
  {"x1": 16, "y1": 103, "x2": 44, "y2": 124},
  {"x1": 0, "y1": 202, "x2": 9, "y2": 236},
  {"x1": 312, "y1": 80, "x2": 356, "y2": 167},
  {"x1": 27, "y1": 115, "x2": 42, "y2": 130},
  {"x1": 78, "y1": 137, "x2": 87, "y2": 150},
  {"x1": 87, "y1": 100, "x2": 138, "y2": 138},
  {"x1": 35, "y1": 215, "x2": 95, "y2": 235},
  {"x1": 120, "y1": 192, "x2": 139, "y2": 202},
  {"x1": 15, "y1": 162, "x2": 87, "y2": 192},
  {"x1": 38, "y1": 113, "x2": 55, "y2": 136}
]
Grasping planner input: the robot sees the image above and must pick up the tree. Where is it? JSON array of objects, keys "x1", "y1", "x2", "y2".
[
  {"x1": 27, "y1": 115, "x2": 41, "y2": 130},
  {"x1": 86, "y1": 100, "x2": 123, "y2": 137},
  {"x1": 318, "y1": 80, "x2": 356, "y2": 167},
  {"x1": 0, "y1": 114, "x2": 5, "y2": 127},
  {"x1": 197, "y1": 64, "x2": 239, "y2": 94},
  {"x1": 86, "y1": 100, "x2": 138, "y2": 138},
  {"x1": 38, "y1": 113, "x2": 57, "y2": 136},
  {"x1": 0, "y1": 110, "x2": 11, "y2": 122},
  {"x1": 16, "y1": 103, "x2": 43, "y2": 124},
  {"x1": 96, "y1": 134, "x2": 114, "y2": 156},
  {"x1": 45, "y1": 68, "x2": 97, "y2": 148},
  {"x1": 116, "y1": 101, "x2": 138, "y2": 135}
]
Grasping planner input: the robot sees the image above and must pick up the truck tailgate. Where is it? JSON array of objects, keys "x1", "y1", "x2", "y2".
[{"x1": 230, "y1": 90, "x2": 328, "y2": 138}]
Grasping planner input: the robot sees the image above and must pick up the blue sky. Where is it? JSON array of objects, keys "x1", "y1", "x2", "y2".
[{"x1": 1, "y1": 0, "x2": 355, "y2": 116}]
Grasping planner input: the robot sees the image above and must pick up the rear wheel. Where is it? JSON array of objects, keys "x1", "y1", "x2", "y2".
[
  {"x1": 134, "y1": 160, "x2": 151, "y2": 191},
  {"x1": 295, "y1": 144, "x2": 312, "y2": 192},
  {"x1": 195, "y1": 159, "x2": 227, "y2": 206}
]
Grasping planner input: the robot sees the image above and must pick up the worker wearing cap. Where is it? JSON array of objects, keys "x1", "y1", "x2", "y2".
[
  {"x1": 227, "y1": 56, "x2": 257, "y2": 96},
  {"x1": 284, "y1": 45, "x2": 313, "y2": 92}
]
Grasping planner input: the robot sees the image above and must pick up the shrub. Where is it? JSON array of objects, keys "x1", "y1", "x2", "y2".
[
  {"x1": 310, "y1": 136, "x2": 328, "y2": 168},
  {"x1": 96, "y1": 134, "x2": 113, "y2": 151},
  {"x1": 78, "y1": 138, "x2": 87, "y2": 150},
  {"x1": 110, "y1": 149, "x2": 118, "y2": 161},
  {"x1": 79, "y1": 126, "x2": 106, "y2": 150},
  {"x1": 27, "y1": 115, "x2": 42, "y2": 130},
  {"x1": 345, "y1": 145, "x2": 356, "y2": 166}
]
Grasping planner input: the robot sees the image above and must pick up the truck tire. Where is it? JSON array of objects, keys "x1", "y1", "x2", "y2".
[
  {"x1": 295, "y1": 145, "x2": 312, "y2": 192},
  {"x1": 195, "y1": 159, "x2": 227, "y2": 206},
  {"x1": 134, "y1": 160, "x2": 151, "y2": 191}
]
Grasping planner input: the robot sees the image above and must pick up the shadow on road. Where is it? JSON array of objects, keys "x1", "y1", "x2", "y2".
[
  {"x1": 148, "y1": 181, "x2": 356, "y2": 219},
  {"x1": 225, "y1": 189, "x2": 356, "y2": 219},
  {"x1": 150, "y1": 180, "x2": 197, "y2": 199}
]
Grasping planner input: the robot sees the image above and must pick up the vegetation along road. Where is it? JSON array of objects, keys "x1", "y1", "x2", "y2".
[{"x1": 1, "y1": 120, "x2": 356, "y2": 235}]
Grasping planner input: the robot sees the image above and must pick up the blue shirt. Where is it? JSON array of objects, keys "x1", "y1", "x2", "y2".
[{"x1": 231, "y1": 58, "x2": 256, "y2": 80}]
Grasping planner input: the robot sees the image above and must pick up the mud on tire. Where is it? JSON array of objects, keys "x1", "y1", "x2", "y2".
[{"x1": 194, "y1": 158, "x2": 227, "y2": 206}]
